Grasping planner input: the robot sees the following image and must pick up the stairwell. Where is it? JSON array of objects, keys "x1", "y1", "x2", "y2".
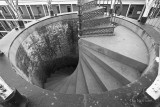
[{"x1": 44, "y1": 0, "x2": 148, "y2": 95}]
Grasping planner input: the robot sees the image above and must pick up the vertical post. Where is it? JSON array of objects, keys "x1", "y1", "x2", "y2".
[
  {"x1": 109, "y1": 0, "x2": 116, "y2": 25},
  {"x1": 47, "y1": 0, "x2": 51, "y2": 16},
  {"x1": 16, "y1": 0, "x2": 25, "y2": 28},
  {"x1": 109, "y1": 0, "x2": 116, "y2": 17},
  {"x1": 78, "y1": 0, "x2": 82, "y2": 37},
  {"x1": 138, "y1": 5, "x2": 146, "y2": 21},
  {"x1": 71, "y1": 4, "x2": 74, "y2": 12},
  {"x1": 99, "y1": 0, "x2": 101, "y2": 7},
  {"x1": 47, "y1": 0, "x2": 54, "y2": 16},
  {"x1": 126, "y1": 4, "x2": 131, "y2": 17},
  {"x1": 42, "y1": 4, "x2": 47, "y2": 16},
  {"x1": 58, "y1": 4, "x2": 61, "y2": 14}
]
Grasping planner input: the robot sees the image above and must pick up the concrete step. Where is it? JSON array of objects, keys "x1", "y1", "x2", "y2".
[
  {"x1": 82, "y1": 7, "x2": 104, "y2": 20},
  {"x1": 81, "y1": 52, "x2": 108, "y2": 91},
  {"x1": 58, "y1": 75, "x2": 73, "y2": 93},
  {"x1": 80, "y1": 53, "x2": 103, "y2": 94},
  {"x1": 54, "y1": 67, "x2": 75, "y2": 75},
  {"x1": 66, "y1": 68, "x2": 78, "y2": 94},
  {"x1": 82, "y1": 26, "x2": 114, "y2": 36},
  {"x1": 81, "y1": 46, "x2": 141, "y2": 84},
  {"x1": 80, "y1": 33, "x2": 114, "y2": 38},
  {"x1": 45, "y1": 74, "x2": 67, "y2": 88},
  {"x1": 53, "y1": 76, "x2": 71, "y2": 92},
  {"x1": 82, "y1": 16, "x2": 111, "y2": 29},
  {"x1": 46, "y1": 73, "x2": 68, "y2": 82},
  {"x1": 45, "y1": 76, "x2": 68, "y2": 91},
  {"x1": 81, "y1": 51, "x2": 123, "y2": 91},
  {"x1": 81, "y1": 0, "x2": 97, "y2": 12},
  {"x1": 76, "y1": 61, "x2": 89, "y2": 94},
  {"x1": 79, "y1": 30, "x2": 148, "y2": 72}
]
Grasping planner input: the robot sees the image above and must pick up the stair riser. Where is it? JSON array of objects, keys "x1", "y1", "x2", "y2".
[
  {"x1": 80, "y1": 34, "x2": 114, "y2": 38},
  {"x1": 47, "y1": 75, "x2": 67, "y2": 82},
  {"x1": 79, "y1": 39, "x2": 148, "y2": 72},
  {"x1": 81, "y1": 0, "x2": 97, "y2": 12},
  {"x1": 82, "y1": 17, "x2": 110, "y2": 28},
  {"x1": 80, "y1": 54, "x2": 103, "y2": 93},
  {"x1": 82, "y1": 8, "x2": 104, "y2": 20},
  {"x1": 82, "y1": 45, "x2": 141, "y2": 81},
  {"x1": 66, "y1": 69, "x2": 78, "y2": 94},
  {"x1": 53, "y1": 78, "x2": 70, "y2": 92},
  {"x1": 58, "y1": 76, "x2": 72, "y2": 93},
  {"x1": 80, "y1": 46, "x2": 130, "y2": 85},
  {"x1": 45, "y1": 75, "x2": 67, "y2": 87},
  {"x1": 76, "y1": 62, "x2": 89, "y2": 94},
  {"x1": 82, "y1": 27, "x2": 114, "y2": 35},
  {"x1": 46, "y1": 77, "x2": 68, "y2": 90},
  {"x1": 81, "y1": 50, "x2": 123, "y2": 90},
  {"x1": 81, "y1": 52, "x2": 108, "y2": 91}
]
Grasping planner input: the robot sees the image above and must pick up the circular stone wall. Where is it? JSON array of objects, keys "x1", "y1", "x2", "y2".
[{"x1": 9, "y1": 13, "x2": 79, "y2": 87}]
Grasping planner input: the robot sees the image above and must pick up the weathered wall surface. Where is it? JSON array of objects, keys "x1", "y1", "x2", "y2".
[{"x1": 15, "y1": 18, "x2": 78, "y2": 87}]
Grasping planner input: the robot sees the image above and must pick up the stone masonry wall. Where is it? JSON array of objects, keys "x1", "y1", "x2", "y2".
[{"x1": 16, "y1": 19, "x2": 78, "y2": 87}]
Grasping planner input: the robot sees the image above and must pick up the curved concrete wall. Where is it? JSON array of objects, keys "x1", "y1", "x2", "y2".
[
  {"x1": 9, "y1": 13, "x2": 79, "y2": 87},
  {"x1": 112, "y1": 16, "x2": 159, "y2": 74}
]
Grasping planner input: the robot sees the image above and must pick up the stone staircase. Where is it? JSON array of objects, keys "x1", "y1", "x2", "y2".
[
  {"x1": 44, "y1": 0, "x2": 148, "y2": 94},
  {"x1": 80, "y1": 0, "x2": 114, "y2": 37},
  {"x1": 44, "y1": 35, "x2": 145, "y2": 94}
]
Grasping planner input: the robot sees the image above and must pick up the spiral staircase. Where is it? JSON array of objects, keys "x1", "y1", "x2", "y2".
[
  {"x1": 44, "y1": 0, "x2": 148, "y2": 94},
  {"x1": 1, "y1": 0, "x2": 160, "y2": 106}
]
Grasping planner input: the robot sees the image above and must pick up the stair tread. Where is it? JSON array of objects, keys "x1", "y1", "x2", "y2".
[
  {"x1": 82, "y1": 0, "x2": 96, "y2": 5},
  {"x1": 82, "y1": 0, "x2": 97, "y2": 11},
  {"x1": 82, "y1": 16, "x2": 111, "y2": 29},
  {"x1": 81, "y1": 46, "x2": 141, "y2": 83},
  {"x1": 45, "y1": 74, "x2": 68, "y2": 87},
  {"x1": 76, "y1": 62, "x2": 89, "y2": 94},
  {"x1": 80, "y1": 53, "x2": 103, "y2": 94},
  {"x1": 53, "y1": 76, "x2": 70, "y2": 92},
  {"x1": 47, "y1": 74, "x2": 68, "y2": 82},
  {"x1": 45, "y1": 76, "x2": 68, "y2": 90},
  {"x1": 83, "y1": 15, "x2": 110, "y2": 21},
  {"x1": 80, "y1": 33, "x2": 114, "y2": 38},
  {"x1": 82, "y1": 24, "x2": 115, "y2": 31},
  {"x1": 66, "y1": 69, "x2": 78, "y2": 94},
  {"x1": 81, "y1": 51, "x2": 123, "y2": 91},
  {"x1": 58, "y1": 74, "x2": 73, "y2": 93},
  {"x1": 54, "y1": 67, "x2": 74, "y2": 75},
  {"x1": 82, "y1": 6, "x2": 103, "y2": 13}
]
